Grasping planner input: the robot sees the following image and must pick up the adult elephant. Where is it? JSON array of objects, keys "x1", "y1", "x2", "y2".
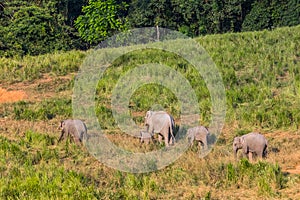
[
  {"x1": 233, "y1": 132, "x2": 268, "y2": 162},
  {"x1": 144, "y1": 111, "x2": 175, "y2": 147}
]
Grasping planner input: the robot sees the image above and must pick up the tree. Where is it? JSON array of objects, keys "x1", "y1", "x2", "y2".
[
  {"x1": 127, "y1": 0, "x2": 177, "y2": 30},
  {"x1": 171, "y1": 0, "x2": 206, "y2": 36},
  {"x1": 0, "y1": 0, "x2": 87, "y2": 57},
  {"x1": 75, "y1": 0, "x2": 128, "y2": 44},
  {"x1": 274, "y1": 0, "x2": 300, "y2": 27},
  {"x1": 242, "y1": 0, "x2": 272, "y2": 31}
]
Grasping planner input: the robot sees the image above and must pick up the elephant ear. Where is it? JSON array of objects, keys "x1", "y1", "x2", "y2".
[
  {"x1": 146, "y1": 111, "x2": 153, "y2": 119},
  {"x1": 240, "y1": 137, "x2": 245, "y2": 144},
  {"x1": 186, "y1": 129, "x2": 192, "y2": 138},
  {"x1": 186, "y1": 129, "x2": 194, "y2": 144},
  {"x1": 59, "y1": 120, "x2": 65, "y2": 129},
  {"x1": 241, "y1": 137, "x2": 248, "y2": 153},
  {"x1": 145, "y1": 111, "x2": 152, "y2": 124}
]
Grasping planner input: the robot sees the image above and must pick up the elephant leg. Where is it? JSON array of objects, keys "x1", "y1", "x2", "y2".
[
  {"x1": 164, "y1": 134, "x2": 169, "y2": 147},
  {"x1": 70, "y1": 133, "x2": 80, "y2": 145},
  {"x1": 158, "y1": 134, "x2": 163, "y2": 144},
  {"x1": 145, "y1": 138, "x2": 150, "y2": 145},
  {"x1": 197, "y1": 141, "x2": 201, "y2": 153},
  {"x1": 203, "y1": 139, "x2": 208, "y2": 151},
  {"x1": 169, "y1": 134, "x2": 175, "y2": 145},
  {"x1": 74, "y1": 136, "x2": 81, "y2": 145},
  {"x1": 168, "y1": 134, "x2": 172, "y2": 145},
  {"x1": 257, "y1": 150, "x2": 263, "y2": 160},
  {"x1": 248, "y1": 152, "x2": 253, "y2": 163}
]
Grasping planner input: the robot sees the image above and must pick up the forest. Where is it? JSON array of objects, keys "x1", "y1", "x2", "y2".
[{"x1": 1, "y1": 0, "x2": 299, "y2": 57}]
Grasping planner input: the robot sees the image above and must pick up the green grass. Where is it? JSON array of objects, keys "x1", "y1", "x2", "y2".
[
  {"x1": 0, "y1": 50, "x2": 86, "y2": 84},
  {"x1": 0, "y1": 136, "x2": 102, "y2": 199},
  {"x1": 1, "y1": 26, "x2": 299, "y2": 130},
  {"x1": 11, "y1": 98, "x2": 72, "y2": 120},
  {"x1": 0, "y1": 132, "x2": 289, "y2": 199},
  {"x1": 0, "y1": 25, "x2": 300, "y2": 199}
]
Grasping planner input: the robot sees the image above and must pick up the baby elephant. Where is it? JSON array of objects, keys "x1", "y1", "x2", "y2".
[
  {"x1": 140, "y1": 131, "x2": 153, "y2": 144},
  {"x1": 186, "y1": 126, "x2": 209, "y2": 151},
  {"x1": 233, "y1": 132, "x2": 268, "y2": 162},
  {"x1": 58, "y1": 119, "x2": 87, "y2": 145}
]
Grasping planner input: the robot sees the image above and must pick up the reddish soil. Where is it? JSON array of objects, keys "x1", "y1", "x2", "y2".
[
  {"x1": 286, "y1": 165, "x2": 300, "y2": 174},
  {"x1": 0, "y1": 87, "x2": 27, "y2": 103},
  {"x1": 0, "y1": 73, "x2": 74, "y2": 104}
]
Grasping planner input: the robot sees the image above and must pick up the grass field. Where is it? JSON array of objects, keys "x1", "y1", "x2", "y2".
[{"x1": 0, "y1": 25, "x2": 300, "y2": 199}]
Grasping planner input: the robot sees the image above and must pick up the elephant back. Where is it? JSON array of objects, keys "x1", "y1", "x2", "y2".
[
  {"x1": 188, "y1": 126, "x2": 209, "y2": 140},
  {"x1": 243, "y1": 132, "x2": 267, "y2": 149},
  {"x1": 65, "y1": 119, "x2": 87, "y2": 140},
  {"x1": 151, "y1": 112, "x2": 172, "y2": 133}
]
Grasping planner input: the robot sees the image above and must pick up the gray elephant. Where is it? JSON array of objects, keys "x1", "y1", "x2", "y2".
[
  {"x1": 233, "y1": 132, "x2": 268, "y2": 162},
  {"x1": 186, "y1": 126, "x2": 209, "y2": 151},
  {"x1": 140, "y1": 131, "x2": 153, "y2": 144},
  {"x1": 58, "y1": 119, "x2": 87, "y2": 145},
  {"x1": 144, "y1": 110, "x2": 175, "y2": 147}
]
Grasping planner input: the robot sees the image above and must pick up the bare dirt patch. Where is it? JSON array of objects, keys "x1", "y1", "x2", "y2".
[
  {"x1": 0, "y1": 73, "x2": 74, "y2": 103},
  {"x1": 286, "y1": 165, "x2": 300, "y2": 175},
  {"x1": 0, "y1": 87, "x2": 27, "y2": 103}
]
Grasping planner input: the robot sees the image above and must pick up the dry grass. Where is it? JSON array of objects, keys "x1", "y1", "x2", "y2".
[
  {"x1": 1, "y1": 114, "x2": 299, "y2": 199},
  {"x1": 1, "y1": 26, "x2": 300, "y2": 199}
]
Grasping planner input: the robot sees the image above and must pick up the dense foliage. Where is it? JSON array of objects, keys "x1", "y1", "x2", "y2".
[
  {"x1": 0, "y1": 0, "x2": 299, "y2": 56},
  {"x1": 75, "y1": 0, "x2": 128, "y2": 44},
  {"x1": 0, "y1": 0, "x2": 88, "y2": 57}
]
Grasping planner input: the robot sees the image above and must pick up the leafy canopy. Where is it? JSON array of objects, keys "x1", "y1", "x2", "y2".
[{"x1": 75, "y1": 0, "x2": 128, "y2": 44}]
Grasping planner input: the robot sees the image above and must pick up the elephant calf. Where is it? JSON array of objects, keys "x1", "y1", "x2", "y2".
[
  {"x1": 58, "y1": 119, "x2": 87, "y2": 145},
  {"x1": 187, "y1": 126, "x2": 209, "y2": 152},
  {"x1": 140, "y1": 131, "x2": 153, "y2": 144},
  {"x1": 233, "y1": 132, "x2": 268, "y2": 162}
]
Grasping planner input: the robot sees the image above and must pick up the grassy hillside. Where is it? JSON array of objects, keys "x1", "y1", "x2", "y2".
[{"x1": 0, "y1": 26, "x2": 300, "y2": 199}]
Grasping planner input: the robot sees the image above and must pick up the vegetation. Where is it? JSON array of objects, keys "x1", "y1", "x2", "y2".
[
  {"x1": 1, "y1": 0, "x2": 299, "y2": 56},
  {"x1": 0, "y1": 25, "x2": 300, "y2": 199},
  {"x1": 0, "y1": 50, "x2": 86, "y2": 83},
  {"x1": 75, "y1": 0, "x2": 128, "y2": 44}
]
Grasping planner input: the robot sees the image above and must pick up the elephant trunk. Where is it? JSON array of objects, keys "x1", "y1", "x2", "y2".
[
  {"x1": 58, "y1": 132, "x2": 64, "y2": 143},
  {"x1": 233, "y1": 146, "x2": 238, "y2": 159},
  {"x1": 145, "y1": 124, "x2": 149, "y2": 132}
]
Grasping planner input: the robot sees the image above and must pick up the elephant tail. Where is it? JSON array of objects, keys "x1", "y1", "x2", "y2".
[
  {"x1": 263, "y1": 139, "x2": 268, "y2": 158},
  {"x1": 169, "y1": 116, "x2": 175, "y2": 144}
]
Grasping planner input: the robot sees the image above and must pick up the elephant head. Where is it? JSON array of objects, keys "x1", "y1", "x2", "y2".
[
  {"x1": 232, "y1": 136, "x2": 245, "y2": 159},
  {"x1": 58, "y1": 119, "x2": 87, "y2": 145},
  {"x1": 186, "y1": 130, "x2": 194, "y2": 146},
  {"x1": 58, "y1": 120, "x2": 67, "y2": 143},
  {"x1": 144, "y1": 111, "x2": 153, "y2": 127}
]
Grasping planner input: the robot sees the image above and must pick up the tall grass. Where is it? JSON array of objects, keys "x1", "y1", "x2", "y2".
[
  {"x1": 0, "y1": 132, "x2": 102, "y2": 199},
  {"x1": 0, "y1": 130, "x2": 287, "y2": 199},
  {"x1": 0, "y1": 26, "x2": 300, "y2": 199},
  {"x1": 12, "y1": 98, "x2": 72, "y2": 120},
  {"x1": 92, "y1": 26, "x2": 300, "y2": 131},
  {"x1": 0, "y1": 50, "x2": 86, "y2": 84},
  {"x1": 1, "y1": 26, "x2": 299, "y2": 130}
]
